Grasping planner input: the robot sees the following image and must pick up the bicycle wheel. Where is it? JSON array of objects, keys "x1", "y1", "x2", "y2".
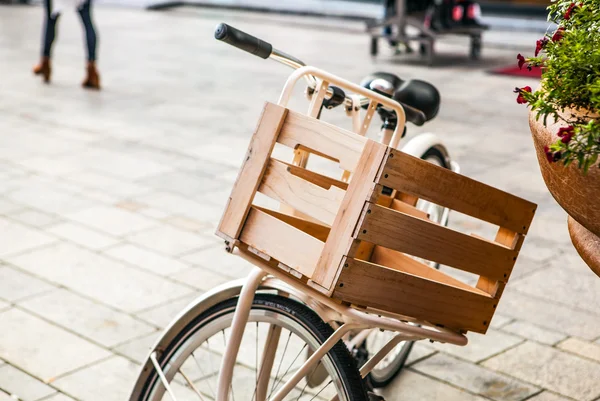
[
  {"x1": 134, "y1": 294, "x2": 367, "y2": 401},
  {"x1": 366, "y1": 146, "x2": 449, "y2": 388}
]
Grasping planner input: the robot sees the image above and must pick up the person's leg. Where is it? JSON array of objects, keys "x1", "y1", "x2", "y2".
[
  {"x1": 34, "y1": 0, "x2": 59, "y2": 82},
  {"x1": 77, "y1": 0, "x2": 97, "y2": 61},
  {"x1": 77, "y1": 0, "x2": 100, "y2": 89}
]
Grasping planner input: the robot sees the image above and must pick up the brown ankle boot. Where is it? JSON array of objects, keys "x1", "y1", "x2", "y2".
[
  {"x1": 82, "y1": 61, "x2": 101, "y2": 90},
  {"x1": 33, "y1": 57, "x2": 51, "y2": 83}
]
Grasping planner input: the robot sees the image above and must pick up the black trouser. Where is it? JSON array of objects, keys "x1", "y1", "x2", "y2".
[{"x1": 42, "y1": 0, "x2": 97, "y2": 61}]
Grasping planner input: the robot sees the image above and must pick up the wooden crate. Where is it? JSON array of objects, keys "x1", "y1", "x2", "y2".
[{"x1": 217, "y1": 101, "x2": 536, "y2": 334}]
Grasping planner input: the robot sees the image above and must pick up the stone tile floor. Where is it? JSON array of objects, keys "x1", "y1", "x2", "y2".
[{"x1": 0, "y1": 3, "x2": 599, "y2": 401}]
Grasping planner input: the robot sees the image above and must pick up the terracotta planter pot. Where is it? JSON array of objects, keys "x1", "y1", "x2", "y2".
[
  {"x1": 568, "y1": 217, "x2": 600, "y2": 278},
  {"x1": 529, "y1": 110, "x2": 600, "y2": 237}
]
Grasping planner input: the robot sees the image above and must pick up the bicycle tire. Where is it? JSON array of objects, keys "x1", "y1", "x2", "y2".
[
  {"x1": 367, "y1": 146, "x2": 449, "y2": 388},
  {"x1": 134, "y1": 294, "x2": 368, "y2": 401}
]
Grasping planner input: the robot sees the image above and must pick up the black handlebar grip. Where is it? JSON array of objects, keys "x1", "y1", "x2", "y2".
[
  {"x1": 214, "y1": 23, "x2": 273, "y2": 59},
  {"x1": 400, "y1": 102, "x2": 426, "y2": 126}
]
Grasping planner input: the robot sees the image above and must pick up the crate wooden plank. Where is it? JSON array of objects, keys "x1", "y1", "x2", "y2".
[
  {"x1": 284, "y1": 161, "x2": 348, "y2": 191},
  {"x1": 309, "y1": 141, "x2": 389, "y2": 294},
  {"x1": 333, "y1": 258, "x2": 496, "y2": 333},
  {"x1": 369, "y1": 246, "x2": 489, "y2": 296},
  {"x1": 357, "y1": 204, "x2": 517, "y2": 281},
  {"x1": 476, "y1": 227, "x2": 524, "y2": 298},
  {"x1": 240, "y1": 207, "x2": 323, "y2": 278},
  {"x1": 217, "y1": 102, "x2": 288, "y2": 241},
  {"x1": 258, "y1": 159, "x2": 345, "y2": 226},
  {"x1": 278, "y1": 109, "x2": 367, "y2": 172},
  {"x1": 379, "y1": 150, "x2": 537, "y2": 234},
  {"x1": 253, "y1": 206, "x2": 330, "y2": 242}
]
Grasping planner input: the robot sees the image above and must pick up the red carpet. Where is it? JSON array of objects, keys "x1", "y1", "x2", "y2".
[{"x1": 489, "y1": 65, "x2": 542, "y2": 78}]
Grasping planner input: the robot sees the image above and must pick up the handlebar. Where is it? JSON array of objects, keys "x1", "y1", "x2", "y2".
[{"x1": 214, "y1": 22, "x2": 426, "y2": 126}]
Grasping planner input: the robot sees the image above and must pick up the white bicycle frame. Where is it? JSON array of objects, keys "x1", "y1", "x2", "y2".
[{"x1": 131, "y1": 66, "x2": 466, "y2": 401}]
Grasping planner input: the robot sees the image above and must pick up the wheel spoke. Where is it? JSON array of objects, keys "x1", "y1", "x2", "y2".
[
  {"x1": 192, "y1": 349, "x2": 215, "y2": 398},
  {"x1": 178, "y1": 369, "x2": 207, "y2": 401},
  {"x1": 309, "y1": 380, "x2": 333, "y2": 401}
]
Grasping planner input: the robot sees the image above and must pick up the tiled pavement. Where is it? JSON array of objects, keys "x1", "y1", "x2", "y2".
[{"x1": 1, "y1": 4, "x2": 600, "y2": 401}]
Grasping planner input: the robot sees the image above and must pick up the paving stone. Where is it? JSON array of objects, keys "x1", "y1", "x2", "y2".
[
  {"x1": 135, "y1": 192, "x2": 224, "y2": 225},
  {"x1": 8, "y1": 210, "x2": 60, "y2": 228},
  {"x1": 112, "y1": 332, "x2": 161, "y2": 364},
  {"x1": 501, "y1": 321, "x2": 567, "y2": 345},
  {"x1": 557, "y1": 338, "x2": 600, "y2": 363},
  {"x1": 378, "y1": 370, "x2": 487, "y2": 401},
  {"x1": 496, "y1": 289, "x2": 600, "y2": 340},
  {"x1": 126, "y1": 225, "x2": 215, "y2": 256},
  {"x1": 489, "y1": 314, "x2": 513, "y2": 329},
  {"x1": 0, "y1": 391, "x2": 14, "y2": 401},
  {"x1": 0, "y1": 300, "x2": 10, "y2": 312},
  {"x1": 412, "y1": 353, "x2": 539, "y2": 401},
  {"x1": 46, "y1": 223, "x2": 120, "y2": 250},
  {"x1": 103, "y1": 243, "x2": 189, "y2": 275},
  {"x1": 7, "y1": 187, "x2": 97, "y2": 217},
  {"x1": 180, "y1": 246, "x2": 255, "y2": 278},
  {"x1": 63, "y1": 170, "x2": 150, "y2": 198},
  {"x1": 0, "y1": 364, "x2": 55, "y2": 401},
  {"x1": 0, "y1": 308, "x2": 111, "y2": 381},
  {"x1": 170, "y1": 267, "x2": 232, "y2": 292},
  {"x1": 114, "y1": 200, "x2": 147, "y2": 212},
  {"x1": 66, "y1": 206, "x2": 156, "y2": 237},
  {"x1": 526, "y1": 391, "x2": 574, "y2": 401},
  {"x1": 53, "y1": 356, "x2": 138, "y2": 401},
  {"x1": 405, "y1": 342, "x2": 436, "y2": 366},
  {"x1": 20, "y1": 289, "x2": 156, "y2": 348},
  {"x1": 511, "y1": 266, "x2": 600, "y2": 315},
  {"x1": 483, "y1": 341, "x2": 600, "y2": 400},
  {"x1": 164, "y1": 216, "x2": 209, "y2": 232},
  {"x1": 136, "y1": 292, "x2": 202, "y2": 328},
  {"x1": 428, "y1": 329, "x2": 524, "y2": 363},
  {"x1": 138, "y1": 170, "x2": 222, "y2": 197},
  {"x1": 0, "y1": 266, "x2": 55, "y2": 302},
  {"x1": 6, "y1": 242, "x2": 194, "y2": 312},
  {"x1": 0, "y1": 199, "x2": 25, "y2": 215},
  {"x1": 138, "y1": 208, "x2": 170, "y2": 219},
  {"x1": 0, "y1": 218, "x2": 56, "y2": 258},
  {"x1": 38, "y1": 393, "x2": 77, "y2": 401}
]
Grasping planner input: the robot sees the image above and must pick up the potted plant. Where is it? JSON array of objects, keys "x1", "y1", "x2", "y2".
[{"x1": 514, "y1": 0, "x2": 599, "y2": 274}]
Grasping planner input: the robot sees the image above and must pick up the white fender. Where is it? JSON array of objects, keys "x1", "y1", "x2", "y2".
[{"x1": 399, "y1": 132, "x2": 451, "y2": 165}]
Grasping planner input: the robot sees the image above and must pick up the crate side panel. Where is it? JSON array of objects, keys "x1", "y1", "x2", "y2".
[
  {"x1": 379, "y1": 150, "x2": 536, "y2": 234},
  {"x1": 240, "y1": 207, "x2": 323, "y2": 278},
  {"x1": 217, "y1": 102, "x2": 288, "y2": 240},
  {"x1": 333, "y1": 258, "x2": 496, "y2": 333}
]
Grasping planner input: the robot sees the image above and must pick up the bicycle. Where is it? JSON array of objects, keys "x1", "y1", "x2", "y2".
[{"x1": 129, "y1": 23, "x2": 535, "y2": 401}]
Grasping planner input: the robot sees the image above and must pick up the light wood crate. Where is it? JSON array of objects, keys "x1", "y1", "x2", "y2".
[{"x1": 217, "y1": 101, "x2": 537, "y2": 334}]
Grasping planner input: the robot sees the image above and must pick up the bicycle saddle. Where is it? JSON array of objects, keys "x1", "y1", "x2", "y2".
[{"x1": 360, "y1": 72, "x2": 441, "y2": 123}]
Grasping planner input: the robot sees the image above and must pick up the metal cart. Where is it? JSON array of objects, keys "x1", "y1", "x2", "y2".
[{"x1": 367, "y1": 0, "x2": 488, "y2": 64}]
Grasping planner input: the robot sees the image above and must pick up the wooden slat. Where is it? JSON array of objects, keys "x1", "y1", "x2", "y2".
[
  {"x1": 308, "y1": 141, "x2": 389, "y2": 294},
  {"x1": 333, "y1": 258, "x2": 495, "y2": 333},
  {"x1": 258, "y1": 159, "x2": 345, "y2": 226},
  {"x1": 476, "y1": 227, "x2": 524, "y2": 298},
  {"x1": 217, "y1": 103, "x2": 288, "y2": 240},
  {"x1": 278, "y1": 109, "x2": 367, "y2": 172},
  {"x1": 253, "y1": 206, "x2": 330, "y2": 242},
  {"x1": 240, "y1": 207, "x2": 323, "y2": 278},
  {"x1": 357, "y1": 204, "x2": 517, "y2": 281},
  {"x1": 277, "y1": 159, "x2": 348, "y2": 190},
  {"x1": 369, "y1": 246, "x2": 489, "y2": 296},
  {"x1": 379, "y1": 150, "x2": 537, "y2": 234}
]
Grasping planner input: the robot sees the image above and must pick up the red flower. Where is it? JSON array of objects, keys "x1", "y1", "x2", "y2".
[
  {"x1": 514, "y1": 86, "x2": 532, "y2": 104},
  {"x1": 517, "y1": 53, "x2": 526, "y2": 70},
  {"x1": 557, "y1": 126, "x2": 574, "y2": 137},
  {"x1": 552, "y1": 27, "x2": 565, "y2": 42},
  {"x1": 558, "y1": 126, "x2": 575, "y2": 144},
  {"x1": 564, "y1": 2, "x2": 577, "y2": 19},
  {"x1": 535, "y1": 37, "x2": 549, "y2": 56},
  {"x1": 544, "y1": 145, "x2": 554, "y2": 162}
]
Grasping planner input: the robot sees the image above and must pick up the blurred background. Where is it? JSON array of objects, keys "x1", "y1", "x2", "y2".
[{"x1": 1, "y1": 1, "x2": 599, "y2": 401}]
